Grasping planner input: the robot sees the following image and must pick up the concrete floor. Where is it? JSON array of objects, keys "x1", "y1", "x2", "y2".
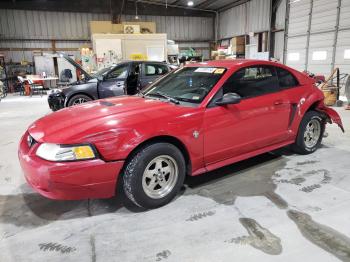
[{"x1": 0, "y1": 94, "x2": 350, "y2": 262}]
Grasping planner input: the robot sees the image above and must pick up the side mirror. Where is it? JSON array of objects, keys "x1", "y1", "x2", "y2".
[
  {"x1": 97, "y1": 75, "x2": 104, "y2": 82},
  {"x1": 215, "y1": 92, "x2": 241, "y2": 106}
]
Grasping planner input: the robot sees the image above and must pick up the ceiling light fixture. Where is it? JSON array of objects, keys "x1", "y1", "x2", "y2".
[
  {"x1": 187, "y1": 1, "x2": 194, "y2": 6},
  {"x1": 135, "y1": 1, "x2": 139, "y2": 20}
]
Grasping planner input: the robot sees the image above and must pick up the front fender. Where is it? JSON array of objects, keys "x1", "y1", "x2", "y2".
[{"x1": 316, "y1": 102, "x2": 344, "y2": 132}]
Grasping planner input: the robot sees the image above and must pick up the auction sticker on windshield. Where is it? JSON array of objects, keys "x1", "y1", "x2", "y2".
[{"x1": 194, "y1": 67, "x2": 217, "y2": 73}]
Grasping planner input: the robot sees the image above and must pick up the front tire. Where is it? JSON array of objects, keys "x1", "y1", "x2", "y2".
[
  {"x1": 292, "y1": 110, "x2": 325, "y2": 154},
  {"x1": 123, "y1": 143, "x2": 186, "y2": 209},
  {"x1": 67, "y1": 94, "x2": 92, "y2": 107}
]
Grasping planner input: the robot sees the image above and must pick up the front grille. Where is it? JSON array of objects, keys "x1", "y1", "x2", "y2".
[{"x1": 27, "y1": 134, "x2": 36, "y2": 148}]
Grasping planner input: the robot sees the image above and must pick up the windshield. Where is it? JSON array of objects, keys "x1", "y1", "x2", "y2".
[
  {"x1": 143, "y1": 67, "x2": 226, "y2": 104},
  {"x1": 92, "y1": 66, "x2": 114, "y2": 78}
]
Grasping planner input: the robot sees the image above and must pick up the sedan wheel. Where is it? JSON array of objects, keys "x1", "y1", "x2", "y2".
[
  {"x1": 72, "y1": 97, "x2": 88, "y2": 105},
  {"x1": 123, "y1": 143, "x2": 186, "y2": 209},
  {"x1": 67, "y1": 94, "x2": 92, "y2": 107},
  {"x1": 292, "y1": 110, "x2": 324, "y2": 154},
  {"x1": 303, "y1": 119, "x2": 321, "y2": 149},
  {"x1": 142, "y1": 155, "x2": 178, "y2": 199}
]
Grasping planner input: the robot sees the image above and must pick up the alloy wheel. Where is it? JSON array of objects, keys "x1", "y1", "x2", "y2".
[
  {"x1": 142, "y1": 155, "x2": 178, "y2": 199},
  {"x1": 303, "y1": 119, "x2": 321, "y2": 148},
  {"x1": 72, "y1": 98, "x2": 87, "y2": 105}
]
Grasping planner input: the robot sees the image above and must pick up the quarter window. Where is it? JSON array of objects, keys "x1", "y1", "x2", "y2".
[
  {"x1": 276, "y1": 67, "x2": 298, "y2": 89},
  {"x1": 145, "y1": 64, "x2": 169, "y2": 76},
  {"x1": 222, "y1": 66, "x2": 279, "y2": 98}
]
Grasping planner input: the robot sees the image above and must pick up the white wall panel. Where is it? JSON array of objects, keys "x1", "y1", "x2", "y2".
[
  {"x1": 307, "y1": 32, "x2": 334, "y2": 76},
  {"x1": 339, "y1": 0, "x2": 350, "y2": 29},
  {"x1": 218, "y1": 0, "x2": 271, "y2": 39},
  {"x1": 0, "y1": 9, "x2": 213, "y2": 62},
  {"x1": 286, "y1": 36, "x2": 308, "y2": 71},
  {"x1": 0, "y1": 9, "x2": 213, "y2": 41},
  {"x1": 275, "y1": 0, "x2": 287, "y2": 30},
  {"x1": 219, "y1": 4, "x2": 246, "y2": 39},
  {"x1": 310, "y1": 0, "x2": 337, "y2": 33},
  {"x1": 288, "y1": 0, "x2": 311, "y2": 36},
  {"x1": 246, "y1": 0, "x2": 271, "y2": 33},
  {"x1": 335, "y1": 29, "x2": 350, "y2": 75},
  {"x1": 274, "y1": 31, "x2": 285, "y2": 61}
]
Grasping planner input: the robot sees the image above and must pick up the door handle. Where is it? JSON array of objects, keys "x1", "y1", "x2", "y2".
[
  {"x1": 116, "y1": 81, "x2": 124, "y2": 87},
  {"x1": 274, "y1": 100, "x2": 284, "y2": 105}
]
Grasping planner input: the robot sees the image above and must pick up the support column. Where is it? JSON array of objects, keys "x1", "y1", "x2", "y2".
[
  {"x1": 305, "y1": 0, "x2": 313, "y2": 71},
  {"x1": 331, "y1": 0, "x2": 342, "y2": 75},
  {"x1": 283, "y1": 0, "x2": 290, "y2": 64}
]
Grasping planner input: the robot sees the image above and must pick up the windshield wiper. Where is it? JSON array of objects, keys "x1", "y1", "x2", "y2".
[{"x1": 146, "y1": 92, "x2": 180, "y2": 104}]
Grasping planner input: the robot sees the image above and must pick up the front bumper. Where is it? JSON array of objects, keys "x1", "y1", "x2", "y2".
[
  {"x1": 18, "y1": 132, "x2": 124, "y2": 200},
  {"x1": 48, "y1": 91, "x2": 65, "y2": 111}
]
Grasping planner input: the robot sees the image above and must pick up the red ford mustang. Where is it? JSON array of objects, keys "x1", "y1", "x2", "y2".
[{"x1": 18, "y1": 60, "x2": 344, "y2": 209}]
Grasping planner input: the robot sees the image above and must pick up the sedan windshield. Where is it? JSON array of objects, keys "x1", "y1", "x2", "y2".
[{"x1": 143, "y1": 67, "x2": 226, "y2": 104}]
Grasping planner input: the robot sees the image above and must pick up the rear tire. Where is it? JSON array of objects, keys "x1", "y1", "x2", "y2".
[
  {"x1": 292, "y1": 110, "x2": 325, "y2": 154},
  {"x1": 67, "y1": 94, "x2": 92, "y2": 107},
  {"x1": 123, "y1": 143, "x2": 186, "y2": 209}
]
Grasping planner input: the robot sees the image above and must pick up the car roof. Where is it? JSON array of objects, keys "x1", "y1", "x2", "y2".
[
  {"x1": 122, "y1": 60, "x2": 167, "y2": 64},
  {"x1": 186, "y1": 59, "x2": 287, "y2": 70}
]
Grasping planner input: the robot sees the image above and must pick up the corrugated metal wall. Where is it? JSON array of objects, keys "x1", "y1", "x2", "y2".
[
  {"x1": 275, "y1": 0, "x2": 286, "y2": 30},
  {"x1": 218, "y1": 0, "x2": 271, "y2": 39},
  {"x1": 286, "y1": 0, "x2": 350, "y2": 76},
  {"x1": 285, "y1": 0, "x2": 311, "y2": 71},
  {"x1": 336, "y1": 0, "x2": 350, "y2": 76},
  {"x1": 0, "y1": 9, "x2": 214, "y2": 62},
  {"x1": 273, "y1": 0, "x2": 286, "y2": 61}
]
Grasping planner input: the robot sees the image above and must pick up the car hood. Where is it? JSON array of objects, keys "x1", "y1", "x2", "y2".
[
  {"x1": 28, "y1": 96, "x2": 195, "y2": 144},
  {"x1": 58, "y1": 52, "x2": 93, "y2": 80}
]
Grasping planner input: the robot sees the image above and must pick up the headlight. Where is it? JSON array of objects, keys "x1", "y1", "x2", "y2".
[
  {"x1": 50, "y1": 89, "x2": 62, "y2": 94},
  {"x1": 36, "y1": 143, "x2": 96, "y2": 161}
]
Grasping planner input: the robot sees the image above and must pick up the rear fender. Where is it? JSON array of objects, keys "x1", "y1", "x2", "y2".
[{"x1": 315, "y1": 102, "x2": 344, "y2": 132}]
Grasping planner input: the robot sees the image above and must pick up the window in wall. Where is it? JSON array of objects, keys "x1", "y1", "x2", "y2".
[
  {"x1": 288, "y1": 52, "x2": 300, "y2": 61},
  {"x1": 222, "y1": 66, "x2": 279, "y2": 98},
  {"x1": 344, "y1": 49, "x2": 350, "y2": 59},
  {"x1": 312, "y1": 51, "x2": 327, "y2": 61}
]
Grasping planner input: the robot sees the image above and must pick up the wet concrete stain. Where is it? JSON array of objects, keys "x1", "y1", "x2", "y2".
[
  {"x1": 263, "y1": 192, "x2": 288, "y2": 209},
  {"x1": 303, "y1": 169, "x2": 332, "y2": 185},
  {"x1": 38, "y1": 242, "x2": 76, "y2": 254},
  {"x1": 184, "y1": 153, "x2": 289, "y2": 209},
  {"x1": 0, "y1": 193, "x2": 89, "y2": 228},
  {"x1": 225, "y1": 218, "x2": 282, "y2": 255},
  {"x1": 156, "y1": 250, "x2": 171, "y2": 261},
  {"x1": 90, "y1": 234, "x2": 96, "y2": 262},
  {"x1": 275, "y1": 177, "x2": 306, "y2": 186},
  {"x1": 300, "y1": 184, "x2": 321, "y2": 193},
  {"x1": 296, "y1": 160, "x2": 319, "y2": 166},
  {"x1": 288, "y1": 210, "x2": 350, "y2": 261},
  {"x1": 186, "y1": 211, "x2": 216, "y2": 221}
]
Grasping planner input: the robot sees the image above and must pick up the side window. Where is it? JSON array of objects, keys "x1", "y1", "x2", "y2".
[
  {"x1": 106, "y1": 64, "x2": 129, "y2": 79},
  {"x1": 276, "y1": 67, "x2": 299, "y2": 89},
  {"x1": 222, "y1": 66, "x2": 279, "y2": 98},
  {"x1": 145, "y1": 64, "x2": 169, "y2": 76}
]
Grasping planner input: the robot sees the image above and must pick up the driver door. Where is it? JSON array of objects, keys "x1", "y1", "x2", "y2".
[
  {"x1": 98, "y1": 63, "x2": 130, "y2": 98},
  {"x1": 203, "y1": 66, "x2": 291, "y2": 165}
]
